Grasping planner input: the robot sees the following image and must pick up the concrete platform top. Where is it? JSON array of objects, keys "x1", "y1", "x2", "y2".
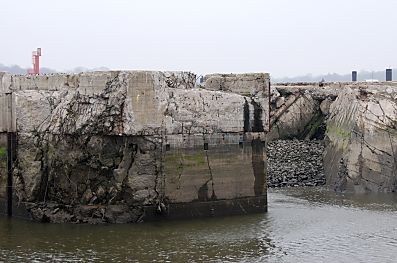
[{"x1": 0, "y1": 71, "x2": 270, "y2": 134}]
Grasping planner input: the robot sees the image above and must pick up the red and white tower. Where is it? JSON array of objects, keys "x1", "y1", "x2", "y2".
[{"x1": 28, "y1": 48, "x2": 42, "y2": 75}]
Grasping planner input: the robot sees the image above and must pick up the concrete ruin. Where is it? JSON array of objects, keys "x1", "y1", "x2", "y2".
[
  {"x1": 0, "y1": 71, "x2": 270, "y2": 223},
  {"x1": 1, "y1": 69, "x2": 396, "y2": 223},
  {"x1": 269, "y1": 82, "x2": 397, "y2": 193}
]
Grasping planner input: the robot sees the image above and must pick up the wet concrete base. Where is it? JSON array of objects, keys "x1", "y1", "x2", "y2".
[
  {"x1": 0, "y1": 198, "x2": 32, "y2": 219},
  {"x1": 143, "y1": 196, "x2": 267, "y2": 221},
  {"x1": 0, "y1": 196, "x2": 267, "y2": 223}
]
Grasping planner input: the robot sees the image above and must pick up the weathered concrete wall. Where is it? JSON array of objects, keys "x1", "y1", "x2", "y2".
[
  {"x1": 164, "y1": 134, "x2": 266, "y2": 203},
  {"x1": 1, "y1": 71, "x2": 269, "y2": 135},
  {"x1": 0, "y1": 71, "x2": 270, "y2": 222},
  {"x1": 324, "y1": 83, "x2": 397, "y2": 192}
]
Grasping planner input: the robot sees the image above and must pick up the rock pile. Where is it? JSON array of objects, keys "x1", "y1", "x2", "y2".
[{"x1": 267, "y1": 139, "x2": 325, "y2": 187}]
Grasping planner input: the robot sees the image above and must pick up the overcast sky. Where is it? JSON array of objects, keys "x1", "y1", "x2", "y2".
[{"x1": 1, "y1": 0, "x2": 396, "y2": 78}]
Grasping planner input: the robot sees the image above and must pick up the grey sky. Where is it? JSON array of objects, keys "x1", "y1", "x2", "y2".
[{"x1": 1, "y1": 0, "x2": 396, "y2": 78}]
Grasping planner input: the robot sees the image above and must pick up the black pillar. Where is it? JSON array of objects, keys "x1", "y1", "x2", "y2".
[
  {"x1": 386, "y1": 69, "x2": 392, "y2": 81},
  {"x1": 352, "y1": 71, "x2": 357, "y2": 82}
]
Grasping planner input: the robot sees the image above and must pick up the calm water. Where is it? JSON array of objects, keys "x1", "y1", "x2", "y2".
[{"x1": 1, "y1": 187, "x2": 397, "y2": 262}]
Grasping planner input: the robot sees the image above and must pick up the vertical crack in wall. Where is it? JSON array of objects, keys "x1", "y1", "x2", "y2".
[
  {"x1": 37, "y1": 137, "x2": 49, "y2": 203},
  {"x1": 243, "y1": 98, "x2": 250, "y2": 132},
  {"x1": 204, "y1": 148, "x2": 217, "y2": 201},
  {"x1": 251, "y1": 99, "x2": 264, "y2": 132},
  {"x1": 377, "y1": 100, "x2": 397, "y2": 191},
  {"x1": 387, "y1": 132, "x2": 397, "y2": 191},
  {"x1": 251, "y1": 138, "x2": 265, "y2": 196}
]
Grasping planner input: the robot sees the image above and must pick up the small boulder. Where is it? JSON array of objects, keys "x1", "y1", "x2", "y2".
[{"x1": 320, "y1": 98, "x2": 333, "y2": 115}]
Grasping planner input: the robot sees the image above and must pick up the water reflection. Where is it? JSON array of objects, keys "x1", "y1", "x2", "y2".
[
  {"x1": 1, "y1": 187, "x2": 397, "y2": 262},
  {"x1": 0, "y1": 213, "x2": 276, "y2": 262},
  {"x1": 280, "y1": 186, "x2": 397, "y2": 211},
  {"x1": 268, "y1": 188, "x2": 397, "y2": 263}
]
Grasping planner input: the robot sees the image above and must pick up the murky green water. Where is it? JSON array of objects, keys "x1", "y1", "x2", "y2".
[{"x1": 1, "y1": 187, "x2": 397, "y2": 262}]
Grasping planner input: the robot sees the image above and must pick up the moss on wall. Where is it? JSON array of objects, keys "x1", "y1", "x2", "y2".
[
  {"x1": 299, "y1": 112, "x2": 326, "y2": 140},
  {"x1": 326, "y1": 124, "x2": 352, "y2": 151},
  {"x1": 327, "y1": 125, "x2": 352, "y2": 139},
  {"x1": 165, "y1": 151, "x2": 207, "y2": 168},
  {"x1": 0, "y1": 147, "x2": 6, "y2": 158}
]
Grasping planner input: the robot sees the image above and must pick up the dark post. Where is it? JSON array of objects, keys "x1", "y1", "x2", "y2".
[
  {"x1": 6, "y1": 132, "x2": 16, "y2": 217},
  {"x1": 352, "y1": 71, "x2": 357, "y2": 82},
  {"x1": 386, "y1": 69, "x2": 392, "y2": 81}
]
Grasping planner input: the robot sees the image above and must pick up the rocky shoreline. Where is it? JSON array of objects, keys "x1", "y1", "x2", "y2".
[{"x1": 267, "y1": 139, "x2": 326, "y2": 188}]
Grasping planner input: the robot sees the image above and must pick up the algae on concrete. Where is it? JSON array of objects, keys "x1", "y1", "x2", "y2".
[{"x1": 0, "y1": 147, "x2": 6, "y2": 158}]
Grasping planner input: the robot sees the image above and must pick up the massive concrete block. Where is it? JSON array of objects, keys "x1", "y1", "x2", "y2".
[{"x1": 0, "y1": 71, "x2": 270, "y2": 222}]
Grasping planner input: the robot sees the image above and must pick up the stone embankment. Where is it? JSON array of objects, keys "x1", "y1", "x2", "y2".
[{"x1": 267, "y1": 139, "x2": 325, "y2": 188}]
